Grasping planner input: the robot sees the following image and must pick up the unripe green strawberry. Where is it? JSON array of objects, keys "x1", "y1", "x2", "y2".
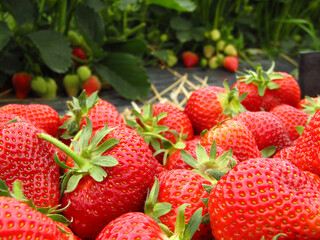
[
  {"x1": 224, "y1": 44, "x2": 238, "y2": 56},
  {"x1": 31, "y1": 76, "x2": 47, "y2": 96},
  {"x1": 68, "y1": 30, "x2": 82, "y2": 46},
  {"x1": 44, "y1": 78, "x2": 57, "y2": 99},
  {"x1": 216, "y1": 53, "x2": 225, "y2": 63},
  {"x1": 200, "y1": 57, "x2": 208, "y2": 68},
  {"x1": 166, "y1": 50, "x2": 178, "y2": 67},
  {"x1": 63, "y1": 74, "x2": 80, "y2": 97},
  {"x1": 210, "y1": 29, "x2": 221, "y2": 41},
  {"x1": 203, "y1": 44, "x2": 215, "y2": 58},
  {"x1": 77, "y1": 65, "x2": 91, "y2": 82},
  {"x1": 160, "y1": 33, "x2": 168, "y2": 42},
  {"x1": 208, "y1": 56, "x2": 220, "y2": 69},
  {"x1": 216, "y1": 40, "x2": 226, "y2": 51}
]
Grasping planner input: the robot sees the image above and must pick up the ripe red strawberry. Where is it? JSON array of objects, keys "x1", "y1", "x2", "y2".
[
  {"x1": 297, "y1": 95, "x2": 320, "y2": 115},
  {"x1": 59, "y1": 91, "x2": 125, "y2": 142},
  {"x1": 270, "y1": 104, "x2": 309, "y2": 141},
  {"x1": 146, "y1": 170, "x2": 213, "y2": 240},
  {"x1": 233, "y1": 62, "x2": 301, "y2": 111},
  {"x1": 201, "y1": 119, "x2": 261, "y2": 162},
  {"x1": 0, "y1": 103, "x2": 60, "y2": 137},
  {"x1": 294, "y1": 109, "x2": 320, "y2": 175},
  {"x1": 273, "y1": 145, "x2": 296, "y2": 164},
  {"x1": 222, "y1": 56, "x2": 239, "y2": 72},
  {"x1": 72, "y1": 47, "x2": 87, "y2": 66},
  {"x1": 40, "y1": 121, "x2": 159, "y2": 239},
  {"x1": 152, "y1": 102, "x2": 194, "y2": 143},
  {"x1": 0, "y1": 120, "x2": 60, "y2": 208},
  {"x1": 96, "y1": 212, "x2": 167, "y2": 240},
  {"x1": 184, "y1": 83, "x2": 247, "y2": 134},
  {"x1": 81, "y1": 75, "x2": 101, "y2": 96},
  {"x1": 233, "y1": 111, "x2": 292, "y2": 153},
  {"x1": 0, "y1": 196, "x2": 62, "y2": 239},
  {"x1": 12, "y1": 72, "x2": 32, "y2": 99},
  {"x1": 182, "y1": 51, "x2": 199, "y2": 68},
  {"x1": 208, "y1": 157, "x2": 320, "y2": 239}
]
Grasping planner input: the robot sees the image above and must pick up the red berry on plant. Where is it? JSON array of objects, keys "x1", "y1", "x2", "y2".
[
  {"x1": 182, "y1": 51, "x2": 199, "y2": 68},
  {"x1": 12, "y1": 72, "x2": 32, "y2": 99}
]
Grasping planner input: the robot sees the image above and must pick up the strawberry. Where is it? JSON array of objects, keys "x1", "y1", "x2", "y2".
[
  {"x1": 44, "y1": 77, "x2": 58, "y2": 99},
  {"x1": 269, "y1": 104, "x2": 309, "y2": 141},
  {"x1": 96, "y1": 212, "x2": 167, "y2": 240},
  {"x1": 59, "y1": 91, "x2": 125, "y2": 142},
  {"x1": 208, "y1": 157, "x2": 320, "y2": 239},
  {"x1": 210, "y1": 29, "x2": 221, "y2": 41},
  {"x1": 233, "y1": 111, "x2": 292, "y2": 154},
  {"x1": 127, "y1": 102, "x2": 190, "y2": 164},
  {"x1": 81, "y1": 75, "x2": 101, "y2": 96},
  {"x1": 0, "y1": 120, "x2": 60, "y2": 208},
  {"x1": 203, "y1": 44, "x2": 215, "y2": 58},
  {"x1": 222, "y1": 56, "x2": 239, "y2": 72},
  {"x1": 201, "y1": 119, "x2": 261, "y2": 162},
  {"x1": 72, "y1": 47, "x2": 87, "y2": 65},
  {"x1": 0, "y1": 196, "x2": 62, "y2": 239},
  {"x1": 0, "y1": 103, "x2": 60, "y2": 137},
  {"x1": 182, "y1": 51, "x2": 199, "y2": 68},
  {"x1": 30, "y1": 76, "x2": 48, "y2": 96},
  {"x1": 294, "y1": 109, "x2": 320, "y2": 175},
  {"x1": 63, "y1": 74, "x2": 81, "y2": 97},
  {"x1": 273, "y1": 145, "x2": 296, "y2": 164},
  {"x1": 233, "y1": 62, "x2": 301, "y2": 111},
  {"x1": 184, "y1": 82, "x2": 247, "y2": 134},
  {"x1": 40, "y1": 120, "x2": 159, "y2": 239},
  {"x1": 76, "y1": 65, "x2": 91, "y2": 83},
  {"x1": 12, "y1": 72, "x2": 32, "y2": 99},
  {"x1": 224, "y1": 44, "x2": 238, "y2": 56},
  {"x1": 145, "y1": 171, "x2": 213, "y2": 240},
  {"x1": 297, "y1": 95, "x2": 320, "y2": 115}
]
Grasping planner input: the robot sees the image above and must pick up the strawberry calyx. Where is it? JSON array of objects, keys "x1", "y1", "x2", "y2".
[
  {"x1": 144, "y1": 178, "x2": 203, "y2": 240},
  {"x1": 218, "y1": 81, "x2": 247, "y2": 117},
  {"x1": 127, "y1": 102, "x2": 186, "y2": 165},
  {"x1": 301, "y1": 95, "x2": 320, "y2": 116},
  {"x1": 181, "y1": 141, "x2": 237, "y2": 185},
  {"x1": 59, "y1": 90, "x2": 99, "y2": 140},
  {"x1": 39, "y1": 117, "x2": 119, "y2": 194},
  {"x1": 0, "y1": 179, "x2": 72, "y2": 232},
  {"x1": 237, "y1": 62, "x2": 283, "y2": 96}
]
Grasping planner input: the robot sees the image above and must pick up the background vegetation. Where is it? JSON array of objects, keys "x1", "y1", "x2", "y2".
[{"x1": 0, "y1": 0, "x2": 319, "y2": 100}]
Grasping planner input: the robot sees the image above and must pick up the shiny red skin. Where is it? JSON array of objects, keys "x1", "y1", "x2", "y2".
[
  {"x1": 273, "y1": 145, "x2": 296, "y2": 164},
  {"x1": 61, "y1": 126, "x2": 158, "y2": 239},
  {"x1": 233, "y1": 111, "x2": 292, "y2": 153},
  {"x1": 294, "y1": 110, "x2": 320, "y2": 175},
  {"x1": 270, "y1": 104, "x2": 309, "y2": 141},
  {"x1": 158, "y1": 169, "x2": 213, "y2": 240},
  {"x1": 0, "y1": 197, "x2": 62, "y2": 239},
  {"x1": 184, "y1": 86, "x2": 227, "y2": 134},
  {"x1": 0, "y1": 104, "x2": 60, "y2": 137},
  {"x1": 153, "y1": 102, "x2": 194, "y2": 143},
  {"x1": 12, "y1": 72, "x2": 32, "y2": 99},
  {"x1": 233, "y1": 72, "x2": 301, "y2": 112},
  {"x1": 209, "y1": 158, "x2": 320, "y2": 239},
  {"x1": 96, "y1": 212, "x2": 167, "y2": 240},
  {"x1": 201, "y1": 119, "x2": 261, "y2": 162},
  {"x1": 0, "y1": 121, "x2": 60, "y2": 208},
  {"x1": 182, "y1": 51, "x2": 199, "y2": 68}
]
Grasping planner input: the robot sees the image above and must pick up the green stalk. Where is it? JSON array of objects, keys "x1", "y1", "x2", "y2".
[
  {"x1": 37, "y1": 0, "x2": 46, "y2": 25},
  {"x1": 57, "y1": 0, "x2": 67, "y2": 33},
  {"x1": 37, "y1": 133, "x2": 89, "y2": 170},
  {"x1": 213, "y1": 0, "x2": 222, "y2": 29}
]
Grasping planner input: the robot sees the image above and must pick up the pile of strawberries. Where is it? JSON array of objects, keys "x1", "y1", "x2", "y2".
[{"x1": 1, "y1": 62, "x2": 320, "y2": 240}]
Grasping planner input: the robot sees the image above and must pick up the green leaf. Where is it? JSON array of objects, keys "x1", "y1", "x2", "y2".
[
  {"x1": 2, "y1": 0, "x2": 38, "y2": 27},
  {"x1": 48, "y1": 214, "x2": 72, "y2": 225},
  {"x1": 94, "y1": 53, "x2": 150, "y2": 100},
  {"x1": 28, "y1": 30, "x2": 72, "y2": 73},
  {"x1": 261, "y1": 146, "x2": 277, "y2": 158},
  {"x1": 295, "y1": 126, "x2": 305, "y2": 135},
  {"x1": 148, "y1": 0, "x2": 196, "y2": 12},
  {"x1": 176, "y1": 31, "x2": 192, "y2": 43},
  {"x1": 191, "y1": 27, "x2": 206, "y2": 42},
  {"x1": 267, "y1": 82, "x2": 280, "y2": 90},
  {"x1": 66, "y1": 174, "x2": 83, "y2": 193},
  {"x1": 103, "y1": 39, "x2": 147, "y2": 57},
  {"x1": 75, "y1": 3, "x2": 105, "y2": 45},
  {"x1": 88, "y1": 165, "x2": 107, "y2": 182},
  {"x1": 206, "y1": 169, "x2": 224, "y2": 180},
  {"x1": 93, "y1": 138, "x2": 119, "y2": 156},
  {"x1": 170, "y1": 16, "x2": 192, "y2": 31},
  {"x1": 91, "y1": 156, "x2": 119, "y2": 167},
  {"x1": 181, "y1": 150, "x2": 198, "y2": 169},
  {"x1": 0, "y1": 22, "x2": 12, "y2": 51},
  {"x1": 154, "y1": 202, "x2": 172, "y2": 218},
  {"x1": 184, "y1": 207, "x2": 203, "y2": 240},
  {"x1": 0, "y1": 46, "x2": 23, "y2": 75}
]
